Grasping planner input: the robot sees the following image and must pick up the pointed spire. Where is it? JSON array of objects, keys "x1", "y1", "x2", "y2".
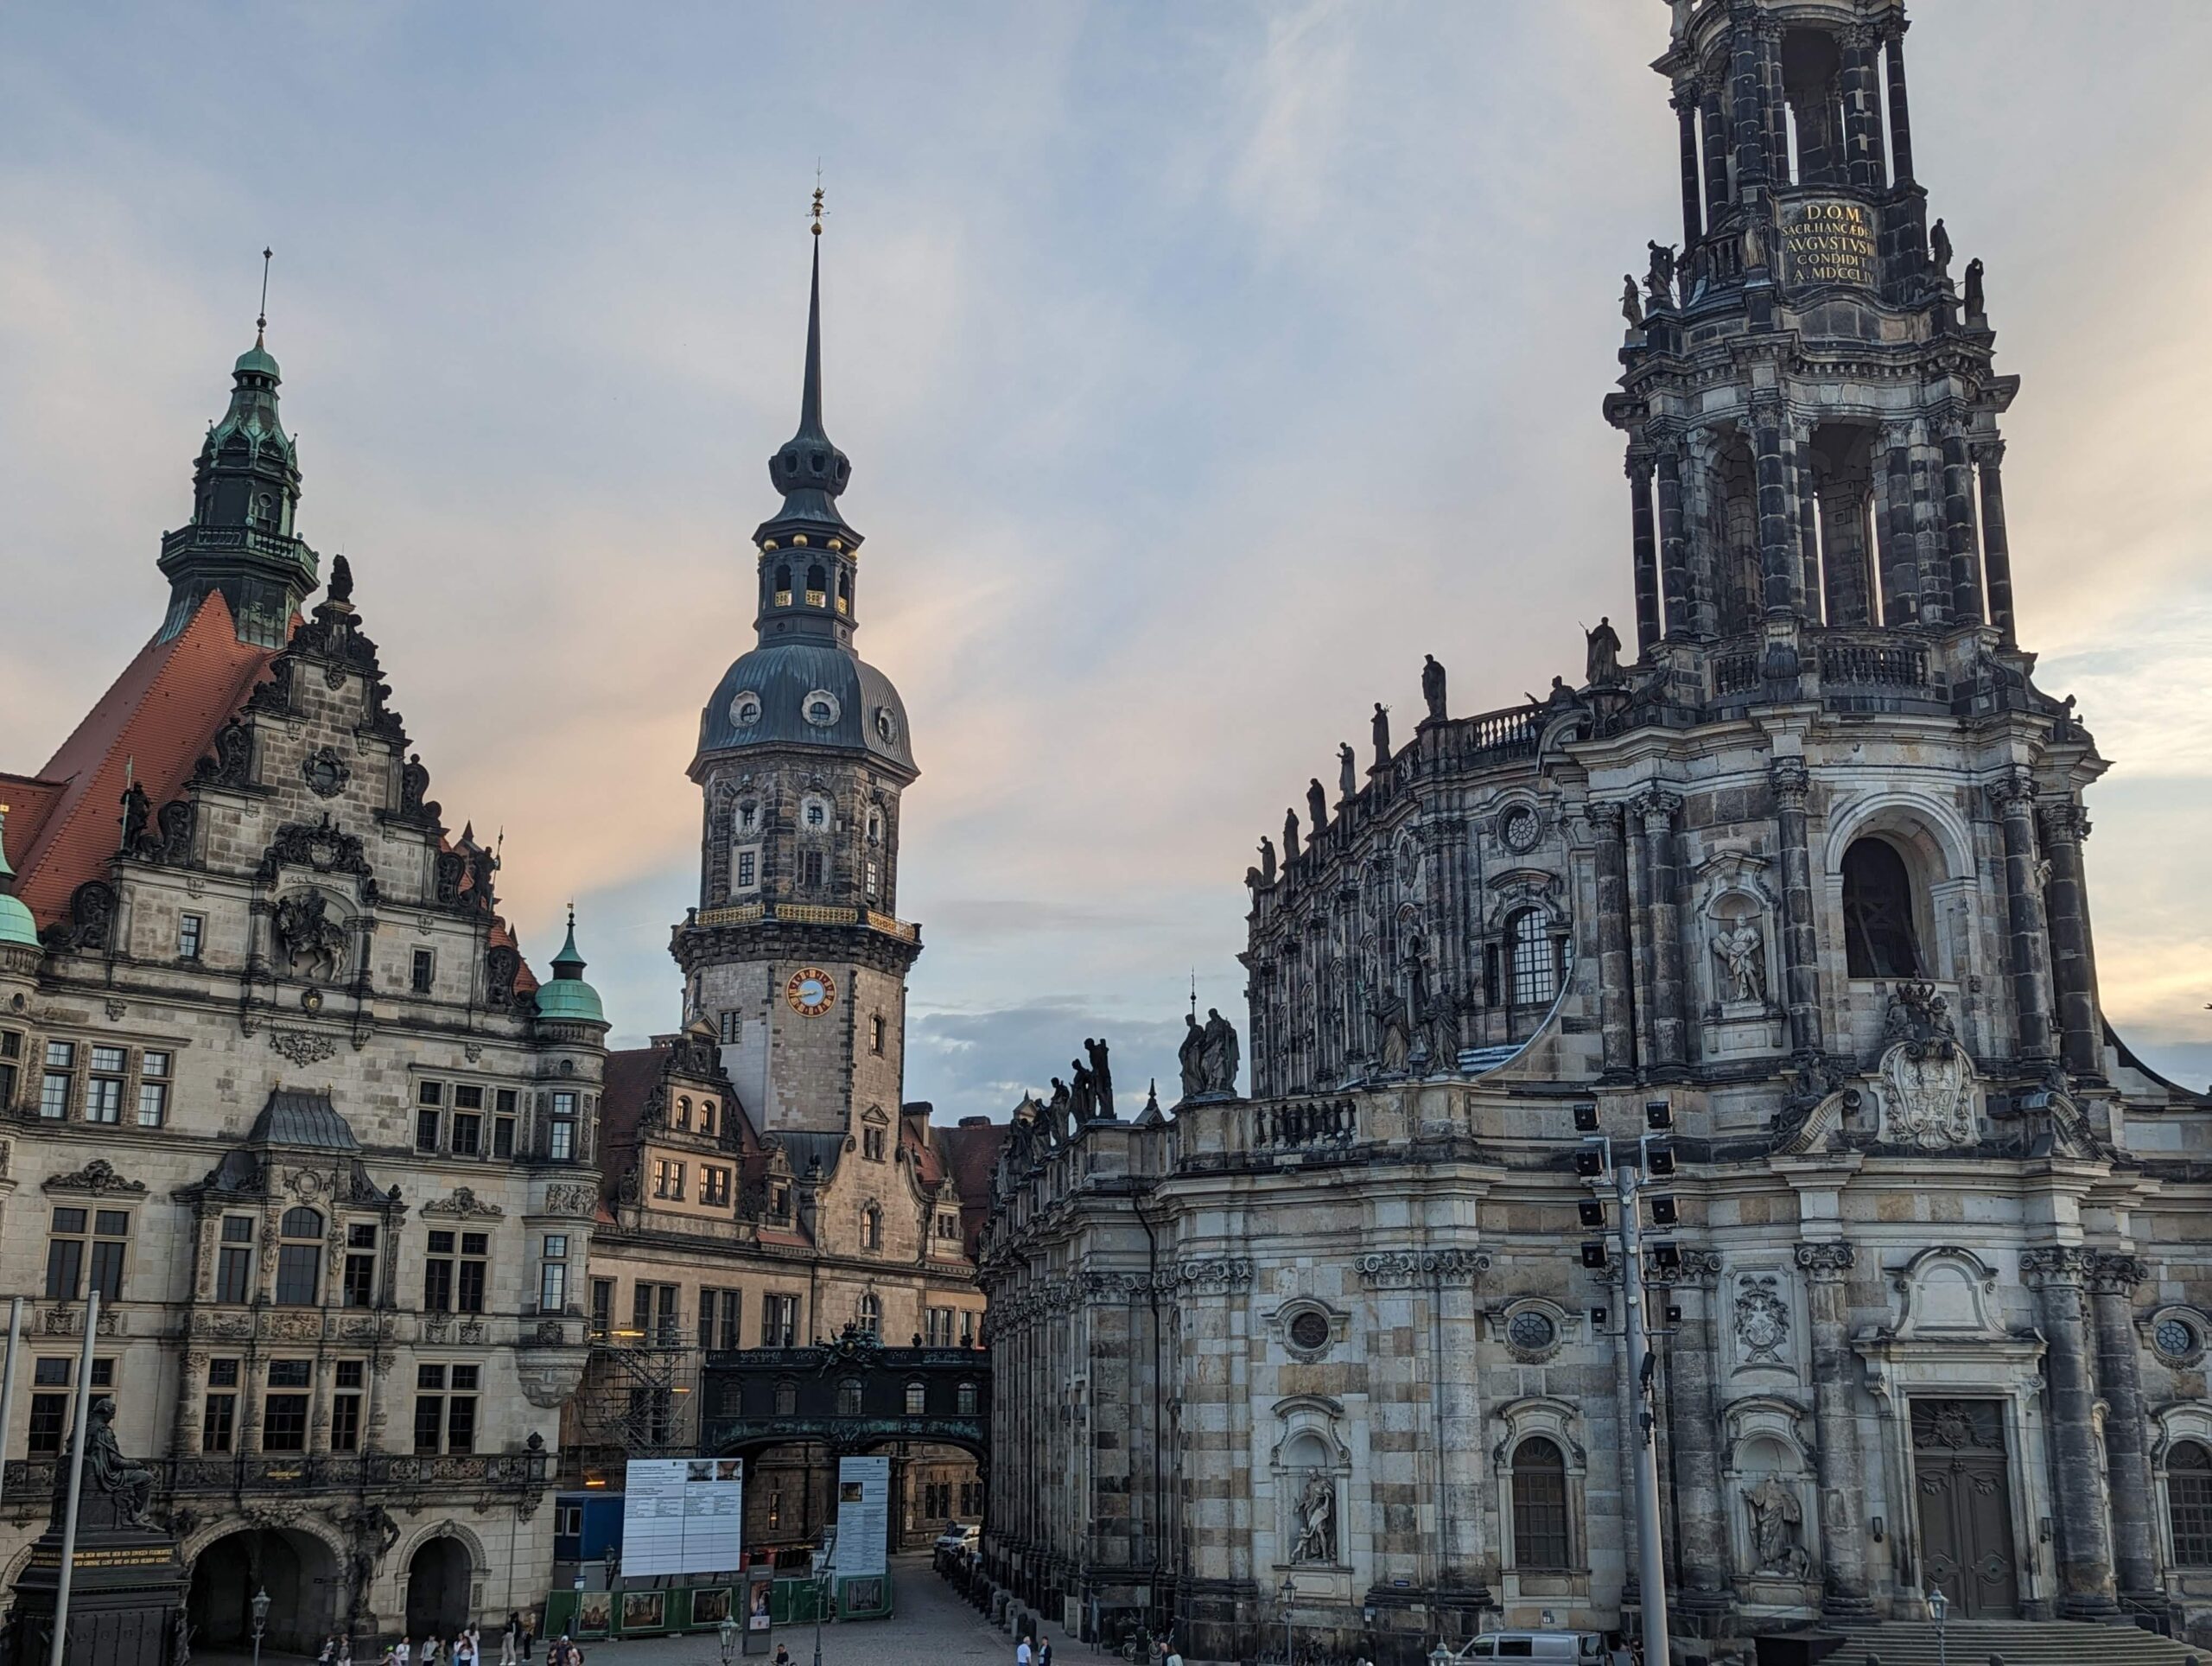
[
  {"x1": 799, "y1": 189, "x2": 827, "y2": 440},
  {"x1": 757, "y1": 188, "x2": 858, "y2": 546},
  {"x1": 550, "y1": 902, "x2": 587, "y2": 981}
]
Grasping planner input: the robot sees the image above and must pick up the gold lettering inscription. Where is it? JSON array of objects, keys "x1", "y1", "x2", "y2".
[{"x1": 1782, "y1": 198, "x2": 1878, "y2": 289}]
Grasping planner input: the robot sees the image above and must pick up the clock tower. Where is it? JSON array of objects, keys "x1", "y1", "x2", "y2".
[{"x1": 672, "y1": 212, "x2": 921, "y2": 1136}]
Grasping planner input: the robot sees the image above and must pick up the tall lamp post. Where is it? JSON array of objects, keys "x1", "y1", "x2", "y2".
[
  {"x1": 811, "y1": 1562, "x2": 830, "y2": 1666},
  {"x1": 1576, "y1": 1102, "x2": 1676, "y2": 1666},
  {"x1": 1276, "y1": 1575, "x2": 1294, "y2": 1664},
  {"x1": 1926, "y1": 1584, "x2": 1948, "y2": 1666},
  {"x1": 251, "y1": 1586, "x2": 271, "y2": 1666}
]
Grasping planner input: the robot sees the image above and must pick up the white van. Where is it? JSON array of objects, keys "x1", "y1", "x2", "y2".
[{"x1": 1455, "y1": 1632, "x2": 1610, "y2": 1660}]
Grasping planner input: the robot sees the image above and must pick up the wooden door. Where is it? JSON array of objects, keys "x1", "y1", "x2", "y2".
[{"x1": 1911, "y1": 1398, "x2": 2020, "y2": 1618}]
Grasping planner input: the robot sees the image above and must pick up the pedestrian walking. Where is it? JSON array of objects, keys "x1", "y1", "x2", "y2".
[
  {"x1": 396, "y1": 1637, "x2": 413, "y2": 1666},
  {"x1": 318, "y1": 1636, "x2": 336, "y2": 1664},
  {"x1": 1016, "y1": 1635, "x2": 1033, "y2": 1666},
  {"x1": 338, "y1": 1640, "x2": 353, "y2": 1666},
  {"x1": 501, "y1": 1613, "x2": 523, "y2": 1666}
]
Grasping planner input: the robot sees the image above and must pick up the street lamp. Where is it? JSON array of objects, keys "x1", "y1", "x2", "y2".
[
  {"x1": 1925, "y1": 1584, "x2": 1948, "y2": 1666},
  {"x1": 812, "y1": 1562, "x2": 831, "y2": 1666},
  {"x1": 719, "y1": 1610, "x2": 741, "y2": 1663},
  {"x1": 250, "y1": 1587, "x2": 271, "y2": 1666},
  {"x1": 1277, "y1": 1576, "x2": 1295, "y2": 1665},
  {"x1": 1430, "y1": 1647, "x2": 1456, "y2": 1666}
]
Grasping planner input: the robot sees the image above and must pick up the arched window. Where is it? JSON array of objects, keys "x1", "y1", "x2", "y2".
[
  {"x1": 1841, "y1": 836, "x2": 1922, "y2": 977},
  {"x1": 1507, "y1": 909, "x2": 1558, "y2": 1008},
  {"x1": 774, "y1": 563, "x2": 793, "y2": 605},
  {"x1": 698, "y1": 1098, "x2": 719, "y2": 1138},
  {"x1": 275, "y1": 1208, "x2": 324, "y2": 1307},
  {"x1": 1510, "y1": 1437, "x2": 1571, "y2": 1569},
  {"x1": 957, "y1": 1381, "x2": 979, "y2": 1416},
  {"x1": 836, "y1": 569, "x2": 852, "y2": 616},
  {"x1": 905, "y1": 1380, "x2": 926, "y2": 1416},
  {"x1": 837, "y1": 1377, "x2": 863, "y2": 1415},
  {"x1": 774, "y1": 1378, "x2": 798, "y2": 1417},
  {"x1": 2171, "y1": 1440, "x2": 2212, "y2": 1566},
  {"x1": 806, "y1": 564, "x2": 827, "y2": 606},
  {"x1": 861, "y1": 1205, "x2": 883, "y2": 1251},
  {"x1": 675, "y1": 1096, "x2": 691, "y2": 1131},
  {"x1": 856, "y1": 1293, "x2": 880, "y2": 1335}
]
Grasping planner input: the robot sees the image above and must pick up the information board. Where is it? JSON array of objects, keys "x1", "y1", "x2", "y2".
[
  {"x1": 834, "y1": 1455, "x2": 890, "y2": 1578},
  {"x1": 621, "y1": 1458, "x2": 745, "y2": 1577}
]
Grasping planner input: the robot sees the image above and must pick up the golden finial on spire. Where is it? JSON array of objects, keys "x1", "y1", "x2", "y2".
[{"x1": 811, "y1": 165, "x2": 824, "y2": 237}]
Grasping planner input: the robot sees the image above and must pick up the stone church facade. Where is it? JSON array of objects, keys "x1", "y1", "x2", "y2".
[
  {"x1": 0, "y1": 328, "x2": 603, "y2": 1651},
  {"x1": 981, "y1": 3, "x2": 2212, "y2": 1661}
]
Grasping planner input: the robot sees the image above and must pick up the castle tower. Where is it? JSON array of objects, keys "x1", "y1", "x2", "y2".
[
  {"x1": 156, "y1": 292, "x2": 320, "y2": 647},
  {"x1": 673, "y1": 210, "x2": 922, "y2": 1135}
]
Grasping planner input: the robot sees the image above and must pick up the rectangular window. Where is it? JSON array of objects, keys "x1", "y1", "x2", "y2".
[
  {"x1": 410, "y1": 948, "x2": 435, "y2": 995},
  {"x1": 29, "y1": 1359, "x2": 70, "y2": 1456},
  {"x1": 452, "y1": 1111, "x2": 481, "y2": 1156},
  {"x1": 539, "y1": 1234, "x2": 569, "y2": 1313},
  {"x1": 702, "y1": 1167, "x2": 732, "y2": 1208},
  {"x1": 458, "y1": 1232, "x2": 488, "y2": 1313},
  {"x1": 45, "y1": 1207, "x2": 129, "y2": 1302},
  {"x1": 204, "y1": 1358, "x2": 239, "y2": 1453},
  {"x1": 331, "y1": 1374, "x2": 363, "y2": 1453},
  {"x1": 494, "y1": 1089, "x2": 518, "y2": 1159},
  {"x1": 424, "y1": 1230, "x2": 455, "y2": 1313},
  {"x1": 88, "y1": 1211, "x2": 130, "y2": 1301},
  {"x1": 800, "y1": 849, "x2": 824, "y2": 887},
  {"x1": 344, "y1": 1223, "x2": 377, "y2": 1307},
  {"x1": 40, "y1": 1040, "x2": 74, "y2": 1119},
  {"x1": 960, "y1": 1308, "x2": 976, "y2": 1348},
  {"x1": 591, "y1": 1278, "x2": 614, "y2": 1339},
  {"x1": 702, "y1": 1288, "x2": 741, "y2": 1351},
  {"x1": 414, "y1": 1364, "x2": 447, "y2": 1453},
  {"x1": 454, "y1": 1084, "x2": 484, "y2": 1110},
  {"x1": 718, "y1": 1010, "x2": 741, "y2": 1045},
  {"x1": 549, "y1": 1090, "x2": 577, "y2": 1160},
  {"x1": 448, "y1": 1365, "x2": 479, "y2": 1453},
  {"x1": 416, "y1": 1108, "x2": 442, "y2": 1153},
  {"x1": 656, "y1": 1283, "x2": 680, "y2": 1345},
  {"x1": 44, "y1": 1207, "x2": 86, "y2": 1300},
  {"x1": 275, "y1": 1241, "x2": 319, "y2": 1307},
  {"x1": 652, "y1": 1158, "x2": 685, "y2": 1201},
  {"x1": 764, "y1": 1294, "x2": 799, "y2": 1350},
  {"x1": 734, "y1": 849, "x2": 759, "y2": 891},
  {"x1": 179, "y1": 912, "x2": 204, "y2": 959},
  {"x1": 264, "y1": 1360, "x2": 312, "y2": 1453},
  {"x1": 216, "y1": 1215, "x2": 254, "y2": 1303},
  {"x1": 0, "y1": 1059, "x2": 15, "y2": 1115},
  {"x1": 86, "y1": 1047, "x2": 126, "y2": 1124},
  {"x1": 926, "y1": 1307, "x2": 955, "y2": 1348},
  {"x1": 137, "y1": 1050, "x2": 170, "y2": 1127},
  {"x1": 870, "y1": 1014, "x2": 885, "y2": 1054},
  {"x1": 862, "y1": 1126, "x2": 886, "y2": 1163},
  {"x1": 412, "y1": 1364, "x2": 476, "y2": 1453}
]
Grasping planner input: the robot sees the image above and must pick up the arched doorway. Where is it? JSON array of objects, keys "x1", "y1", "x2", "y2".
[
  {"x1": 405, "y1": 1536, "x2": 472, "y2": 1640},
  {"x1": 188, "y1": 1527, "x2": 340, "y2": 1656}
]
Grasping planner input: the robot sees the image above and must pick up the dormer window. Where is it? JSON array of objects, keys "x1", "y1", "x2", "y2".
[
  {"x1": 674, "y1": 1097, "x2": 692, "y2": 1132},
  {"x1": 863, "y1": 1126, "x2": 887, "y2": 1163},
  {"x1": 698, "y1": 1098, "x2": 719, "y2": 1138},
  {"x1": 861, "y1": 1205, "x2": 883, "y2": 1250},
  {"x1": 729, "y1": 692, "x2": 762, "y2": 729}
]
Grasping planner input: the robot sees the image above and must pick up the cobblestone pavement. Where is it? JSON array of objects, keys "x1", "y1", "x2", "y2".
[{"x1": 196, "y1": 1557, "x2": 1039, "y2": 1666}]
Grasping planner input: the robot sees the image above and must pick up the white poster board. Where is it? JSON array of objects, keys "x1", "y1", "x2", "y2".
[
  {"x1": 622, "y1": 1458, "x2": 745, "y2": 1577},
  {"x1": 834, "y1": 1455, "x2": 890, "y2": 1578}
]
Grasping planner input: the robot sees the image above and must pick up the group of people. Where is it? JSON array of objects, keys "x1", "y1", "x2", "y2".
[{"x1": 317, "y1": 1611, "x2": 539, "y2": 1666}]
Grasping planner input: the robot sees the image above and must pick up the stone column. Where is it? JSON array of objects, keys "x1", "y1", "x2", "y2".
[
  {"x1": 1700, "y1": 92, "x2": 1732, "y2": 228},
  {"x1": 1752, "y1": 399, "x2": 1799, "y2": 617},
  {"x1": 2088, "y1": 1253, "x2": 2162, "y2": 1613},
  {"x1": 1770, "y1": 759, "x2": 1824, "y2": 1056},
  {"x1": 1876, "y1": 423, "x2": 1920, "y2": 626},
  {"x1": 1975, "y1": 442, "x2": 2018, "y2": 646},
  {"x1": 1674, "y1": 89, "x2": 1704, "y2": 247},
  {"x1": 1433, "y1": 1251, "x2": 1493, "y2": 1604},
  {"x1": 1790, "y1": 421, "x2": 1822, "y2": 624},
  {"x1": 1939, "y1": 423, "x2": 1983, "y2": 626},
  {"x1": 1794, "y1": 1243, "x2": 1872, "y2": 1618},
  {"x1": 2038, "y1": 801, "x2": 2103, "y2": 1078},
  {"x1": 1908, "y1": 431, "x2": 1948, "y2": 629},
  {"x1": 1657, "y1": 442, "x2": 1694, "y2": 640},
  {"x1": 1593, "y1": 804, "x2": 1637, "y2": 1078},
  {"x1": 1637, "y1": 792, "x2": 1687, "y2": 1071},
  {"x1": 1730, "y1": 11, "x2": 1770, "y2": 195},
  {"x1": 1993, "y1": 772, "x2": 2056, "y2": 1062},
  {"x1": 1626, "y1": 806, "x2": 1657, "y2": 1071},
  {"x1": 1884, "y1": 24, "x2": 1916, "y2": 184},
  {"x1": 1629, "y1": 452, "x2": 1662, "y2": 656},
  {"x1": 1657, "y1": 1252, "x2": 1732, "y2": 1632},
  {"x1": 1840, "y1": 26, "x2": 1887, "y2": 191},
  {"x1": 175, "y1": 1347, "x2": 207, "y2": 1456},
  {"x1": 2021, "y1": 1246, "x2": 2120, "y2": 1619}
]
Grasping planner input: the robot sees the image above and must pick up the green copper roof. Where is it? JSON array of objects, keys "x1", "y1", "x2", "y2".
[
  {"x1": 536, "y1": 906, "x2": 604, "y2": 1024},
  {"x1": 0, "y1": 811, "x2": 38, "y2": 949},
  {"x1": 234, "y1": 338, "x2": 281, "y2": 378}
]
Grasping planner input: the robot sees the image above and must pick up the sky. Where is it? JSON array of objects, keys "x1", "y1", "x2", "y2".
[{"x1": 3, "y1": 2, "x2": 2209, "y2": 1116}]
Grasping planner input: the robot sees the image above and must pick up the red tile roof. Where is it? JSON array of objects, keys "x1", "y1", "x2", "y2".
[
  {"x1": 16, "y1": 592, "x2": 279, "y2": 925},
  {"x1": 935, "y1": 1120, "x2": 1010, "y2": 1258}
]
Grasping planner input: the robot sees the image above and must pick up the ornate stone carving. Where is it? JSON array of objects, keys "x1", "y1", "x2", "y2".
[
  {"x1": 484, "y1": 944, "x2": 522, "y2": 1012},
  {"x1": 1170, "y1": 1257, "x2": 1253, "y2": 1293},
  {"x1": 194, "y1": 718, "x2": 255, "y2": 787},
  {"x1": 1744, "y1": 1473, "x2": 1808, "y2": 1577},
  {"x1": 41, "y1": 880, "x2": 115, "y2": 952},
  {"x1": 269, "y1": 1029, "x2": 340, "y2": 1066},
  {"x1": 422, "y1": 1186, "x2": 505, "y2": 1220},
  {"x1": 1734, "y1": 1275, "x2": 1790, "y2": 1364},
  {"x1": 1176, "y1": 1008, "x2": 1242, "y2": 1103},
  {"x1": 301, "y1": 747, "x2": 351, "y2": 799},
  {"x1": 273, "y1": 890, "x2": 350, "y2": 982},
  {"x1": 1793, "y1": 1242, "x2": 1855, "y2": 1280},
  {"x1": 258, "y1": 814, "x2": 378, "y2": 904},
  {"x1": 2020, "y1": 1244, "x2": 2094, "y2": 1288},
  {"x1": 1357, "y1": 1248, "x2": 1491, "y2": 1288},
  {"x1": 539, "y1": 1182, "x2": 600, "y2": 1217},
  {"x1": 1878, "y1": 982, "x2": 1976, "y2": 1149},
  {"x1": 1288, "y1": 1471, "x2": 1338, "y2": 1564},
  {"x1": 1710, "y1": 909, "x2": 1768, "y2": 1002},
  {"x1": 43, "y1": 1159, "x2": 148, "y2": 1196}
]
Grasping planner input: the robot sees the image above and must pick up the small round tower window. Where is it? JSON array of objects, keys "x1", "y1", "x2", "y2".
[
  {"x1": 2156, "y1": 1317, "x2": 2199, "y2": 1363},
  {"x1": 1508, "y1": 1310, "x2": 1558, "y2": 1353},
  {"x1": 803, "y1": 689, "x2": 842, "y2": 728},
  {"x1": 1288, "y1": 1311, "x2": 1331, "y2": 1352},
  {"x1": 730, "y1": 691, "x2": 762, "y2": 728}
]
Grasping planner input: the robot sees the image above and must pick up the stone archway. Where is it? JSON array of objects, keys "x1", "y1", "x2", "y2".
[
  {"x1": 404, "y1": 1535, "x2": 473, "y2": 1641},
  {"x1": 188, "y1": 1527, "x2": 341, "y2": 1656}
]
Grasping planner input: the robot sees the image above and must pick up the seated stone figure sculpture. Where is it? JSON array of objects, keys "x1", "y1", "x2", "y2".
[{"x1": 51, "y1": 1396, "x2": 158, "y2": 1530}]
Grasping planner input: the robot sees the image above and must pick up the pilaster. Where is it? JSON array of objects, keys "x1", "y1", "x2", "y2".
[{"x1": 2020, "y1": 1245, "x2": 2119, "y2": 1619}]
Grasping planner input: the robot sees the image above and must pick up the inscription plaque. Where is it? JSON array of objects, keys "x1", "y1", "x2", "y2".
[{"x1": 1782, "y1": 198, "x2": 1878, "y2": 289}]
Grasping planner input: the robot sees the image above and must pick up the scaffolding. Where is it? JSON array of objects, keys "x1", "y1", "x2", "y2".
[{"x1": 567, "y1": 1326, "x2": 700, "y2": 1477}]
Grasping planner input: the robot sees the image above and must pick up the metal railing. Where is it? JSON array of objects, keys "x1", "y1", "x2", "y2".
[
  {"x1": 1, "y1": 1449, "x2": 549, "y2": 1502},
  {"x1": 691, "y1": 901, "x2": 918, "y2": 941}
]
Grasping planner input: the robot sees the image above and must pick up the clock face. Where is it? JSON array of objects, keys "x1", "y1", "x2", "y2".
[{"x1": 785, "y1": 967, "x2": 836, "y2": 1018}]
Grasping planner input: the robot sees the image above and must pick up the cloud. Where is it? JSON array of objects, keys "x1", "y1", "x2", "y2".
[{"x1": 907, "y1": 1001, "x2": 1192, "y2": 1122}]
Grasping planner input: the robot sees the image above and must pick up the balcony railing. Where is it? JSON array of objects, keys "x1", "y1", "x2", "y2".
[
  {"x1": 1, "y1": 1449, "x2": 549, "y2": 1503},
  {"x1": 1819, "y1": 638, "x2": 1929, "y2": 689},
  {"x1": 690, "y1": 901, "x2": 918, "y2": 942},
  {"x1": 1250, "y1": 1097, "x2": 1358, "y2": 1152}
]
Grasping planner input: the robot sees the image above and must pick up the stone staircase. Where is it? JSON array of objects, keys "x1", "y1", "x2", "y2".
[{"x1": 1789, "y1": 1618, "x2": 2204, "y2": 1666}]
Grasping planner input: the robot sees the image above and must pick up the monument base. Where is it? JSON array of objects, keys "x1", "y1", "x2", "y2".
[{"x1": 7, "y1": 1523, "x2": 190, "y2": 1666}]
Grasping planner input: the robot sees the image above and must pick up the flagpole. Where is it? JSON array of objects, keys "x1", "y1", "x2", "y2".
[
  {"x1": 0, "y1": 1297, "x2": 22, "y2": 1510},
  {"x1": 50, "y1": 1289, "x2": 101, "y2": 1666}
]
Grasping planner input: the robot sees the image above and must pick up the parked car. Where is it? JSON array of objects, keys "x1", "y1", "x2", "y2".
[
  {"x1": 934, "y1": 1522, "x2": 980, "y2": 1550},
  {"x1": 1453, "y1": 1632, "x2": 1610, "y2": 1660}
]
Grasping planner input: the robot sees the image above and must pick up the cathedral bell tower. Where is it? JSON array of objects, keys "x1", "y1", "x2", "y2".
[
  {"x1": 156, "y1": 268, "x2": 320, "y2": 647},
  {"x1": 672, "y1": 203, "x2": 922, "y2": 1137}
]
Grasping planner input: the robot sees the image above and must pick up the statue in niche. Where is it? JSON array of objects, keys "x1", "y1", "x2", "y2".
[
  {"x1": 1370, "y1": 703, "x2": 1390, "y2": 768},
  {"x1": 1338, "y1": 744, "x2": 1357, "y2": 803},
  {"x1": 1644, "y1": 239, "x2": 1675, "y2": 308},
  {"x1": 1421, "y1": 654, "x2": 1448, "y2": 723},
  {"x1": 1586, "y1": 615, "x2": 1624, "y2": 686},
  {"x1": 1084, "y1": 1036, "x2": 1115, "y2": 1119},
  {"x1": 1929, "y1": 217, "x2": 1953, "y2": 277},
  {"x1": 1306, "y1": 778, "x2": 1328, "y2": 835},
  {"x1": 1257, "y1": 836, "x2": 1278, "y2": 886},
  {"x1": 1963, "y1": 257, "x2": 1986, "y2": 317},
  {"x1": 1711, "y1": 913, "x2": 1768, "y2": 1003},
  {"x1": 1283, "y1": 807, "x2": 1301, "y2": 862},
  {"x1": 1742, "y1": 218, "x2": 1766, "y2": 271},
  {"x1": 1289, "y1": 1471, "x2": 1338, "y2": 1564},
  {"x1": 1744, "y1": 1474, "x2": 1808, "y2": 1578},
  {"x1": 1621, "y1": 276, "x2": 1643, "y2": 330},
  {"x1": 273, "y1": 890, "x2": 348, "y2": 983}
]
